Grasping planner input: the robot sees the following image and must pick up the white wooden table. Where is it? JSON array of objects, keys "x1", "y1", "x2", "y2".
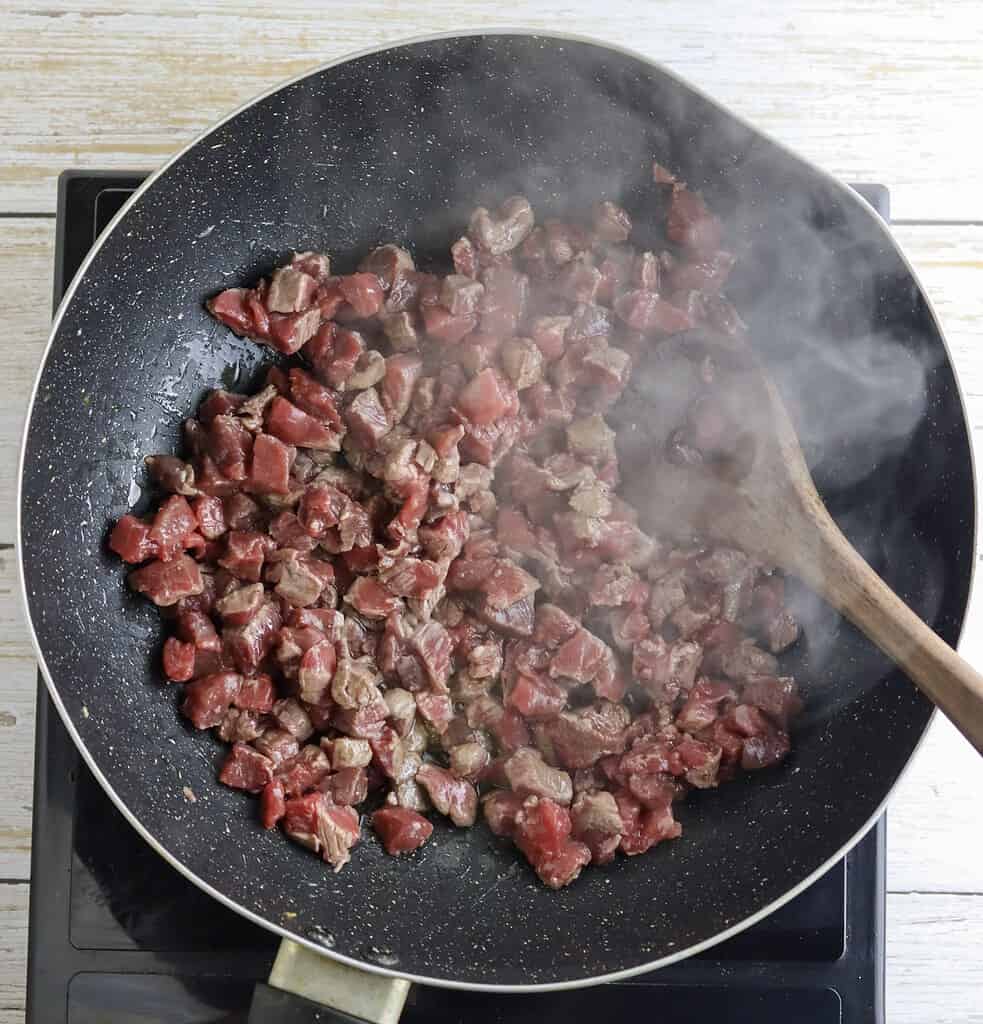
[{"x1": 3, "y1": 2, "x2": 983, "y2": 1020}]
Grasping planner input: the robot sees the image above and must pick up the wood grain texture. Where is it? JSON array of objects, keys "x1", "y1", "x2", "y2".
[
  {"x1": 2, "y1": 0, "x2": 983, "y2": 218},
  {"x1": 0, "y1": 884, "x2": 28, "y2": 1022},
  {"x1": 886, "y1": 893, "x2": 983, "y2": 1024}
]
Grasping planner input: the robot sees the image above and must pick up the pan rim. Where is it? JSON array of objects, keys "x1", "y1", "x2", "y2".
[{"x1": 16, "y1": 25, "x2": 978, "y2": 993}]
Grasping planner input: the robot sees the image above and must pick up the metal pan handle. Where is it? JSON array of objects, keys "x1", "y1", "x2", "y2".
[{"x1": 248, "y1": 938, "x2": 411, "y2": 1024}]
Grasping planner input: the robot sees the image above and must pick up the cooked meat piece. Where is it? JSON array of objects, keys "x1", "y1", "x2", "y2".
[
  {"x1": 469, "y1": 196, "x2": 535, "y2": 256},
  {"x1": 272, "y1": 698, "x2": 314, "y2": 742},
  {"x1": 330, "y1": 737, "x2": 373, "y2": 770},
  {"x1": 570, "y1": 789, "x2": 623, "y2": 835},
  {"x1": 504, "y1": 747, "x2": 574, "y2": 804},
  {"x1": 450, "y1": 741, "x2": 491, "y2": 780},
  {"x1": 416, "y1": 763, "x2": 478, "y2": 827},
  {"x1": 331, "y1": 657, "x2": 382, "y2": 710},
  {"x1": 539, "y1": 702, "x2": 630, "y2": 770}
]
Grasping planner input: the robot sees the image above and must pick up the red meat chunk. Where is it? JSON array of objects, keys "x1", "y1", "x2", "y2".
[
  {"x1": 162, "y1": 636, "x2": 196, "y2": 682},
  {"x1": 666, "y1": 188, "x2": 722, "y2": 253},
  {"x1": 381, "y1": 354, "x2": 424, "y2": 421},
  {"x1": 129, "y1": 556, "x2": 203, "y2": 607},
  {"x1": 346, "y1": 576, "x2": 401, "y2": 620},
  {"x1": 192, "y1": 495, "x2": 227, "y2": 540},
  {"x1": 219, "y1": 743, "x2": 274, "y2": 793},
  {"x1": 415, "y1": 691, "x2": 454, "y2": 733},
  {"x1": 287, "y1": 368, "x2": 344, "y2": 430},
  {"x1": 416, "y1": 763, "x2": 478, "y2": 826},
  {"x1": 344, "y1": 388, "x2": 391, "y2": 448},
  {"x1": 224, "y1": 602, "x2": 282, "y2": 672},
  {"x1": 267, "y1": 309, "x2": 321, "y2": 355},
  {"x1": 109, "y1": 515, "x2": 158, "y2": 564},
  {"x1": 455, "y1": 368, "x2": 519, "y2": 426},
  {"x1": 260, "y1": 780, "x2": 287, "y2": 829},
  {"x1": 740, "y1": 676, "x2": 803, "y2": 730},
  {"x1": 506, "y1": 673, "x2": 567, "y2": 720},
  {"x1": 266, "y1": 397, "x2": 338, "y2": 450},
  {"x1": 235, "y1": 673, "x2": 276, "y2": 713},
  {"x1": 249, "y1": 434, "x2": 293, "y2": 495},
  {"x1": 482, "y1": 790, "x2": 525, "y2": 837},
  {"x1": 339, "y1": 272, "x2": 385, "y2": 317},
  {"x1": 207, "y1": 416, "x2": 252, "y2": 482},
  {"x1": 513, "y1": 796, "x2": 590, "y2": 889},
  {"x1": 219, "y1": 531, "x2": 275, "y2": 582},
  {"x1": 373, "y1": 807, "x2": 434, "y2": 855},
  {"x1": 181, "y1": 671, "x2": 242, "y2": 729},
  {"x1": 283, "y1": 792, "x2": 360, "y2": 871},
  {"x1": 148, "y1": 495, "x2": 197, "y2": 562}
]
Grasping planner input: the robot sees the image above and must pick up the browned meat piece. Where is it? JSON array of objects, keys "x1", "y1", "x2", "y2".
[
  {"x1": 593, "y1": 201, "x2": 632, "y2": 242},
  {"x1": 331, "y1": 657, "x2": 382, "y2": 710},
  {"x1": 647, "y1": 568, "x2": 688, "y2": 628},
  {"x1": 358, "y1": 244, "x2": 414, "y2": 289},
  {"x1": 416, "y1": 763, "x2": 478, "y2": 826},
  {"x1": 720, "y1": 640, "x2": 779, "y2": 681},
  {"x1": 504, "y1": 747, "x2": 574, "y2": 804},
  {"x1": 383, "y1": 688, "x2": 416, "y2": 738},
  {"x1": 469, "y1": 196, "x2": 534, "y2": 256},
  {"x1": 571, "y1": 789, "x2": 623, "y2": 835},
  {"x1": 539, "y1": 702, "x2": 630, "y2": 770},
  {"x1": 272, "y1": 698, "x2": 313, "y2": 742},
  {"x1": 450, "y1": 741, "x2": 491, "y2": 780},
  {"x1": 330, "y1": 737, "x2": 373, "y2": 770},
  {"x1": 266, "y1": 266, "x2": 318, "y2": 313}
]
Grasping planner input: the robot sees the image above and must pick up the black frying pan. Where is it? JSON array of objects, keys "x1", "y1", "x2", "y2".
[{"x1": 18, "y1": 29, "x2": 974, "y2": 1007}]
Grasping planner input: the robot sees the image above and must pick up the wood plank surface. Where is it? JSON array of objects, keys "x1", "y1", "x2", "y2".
[{"x1": 2, "y1": 0, "x2": 983, "y2": 219}]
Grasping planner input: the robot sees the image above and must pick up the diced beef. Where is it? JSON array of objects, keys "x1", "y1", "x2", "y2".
[
  {"x1": 161, "y1": 636, "x2": 195, "y2": 682},
  {"x1": 181, "y1": 672, "x2": 243, "y2": 729},
  {"x1": 540, "y1": 702, "x2": 630, "y2": 770},
  {"x1": 416, "y1": 763, "x2": 478, "y2": 826},
  {"x1": 298, "y1": 640, "x2": 337, "y2": 705},
  {"x1": 449, "y1": 741, "x2": 491, "y2": 780},
  {"x1": 505, "y1": 748, "x2": 573, "y2": 804},
  {"x1": 266, "y1": 397, "x2": 339, "y2": 450},
  {"x1": 219, "y1": 743, "x2": 274, "y2": 793},
  {"x1": 345, "y1": 388, "x2": 391, "y2": 448},
  {"x1": 482, "y1": 790, "x2": 525, "y2": 837},
  {"x1": 260, "y1": 780, "x2": 287, "y2": 829},
  {"x1": 373, "y1": 807, "x2": 433, "y2": 855},
  {"x1": 571, "y1": 789, "x2": 623, "y2": 837},
  {"x1": 129, "y1": 556, "x2": 203, "y2": 607},
  {"x1": 283, "y1": 792, "x2": 360, "y2": 871},
  {"x1": 249, "y1": 434, "x2": 294, "y2": 495},
  {"x1": 277, "y1": 744, "x2": 332, "y2": 797},
  {"x1": 513, "y1": 796, "x2": 590, "y2": 889},
  {"x1": 455, "y1": 368, "x2": 519, "y2": 426},
  {"x1": 273, "y1": 697, "x2": 314, "y2": 742}
]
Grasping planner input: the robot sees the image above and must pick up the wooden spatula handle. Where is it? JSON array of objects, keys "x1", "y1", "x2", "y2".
[{"x1": 785, "y1": 511, "x2": 983, "y2": 755}]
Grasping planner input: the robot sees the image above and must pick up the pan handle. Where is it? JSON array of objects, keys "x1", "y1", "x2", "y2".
[{"x1": 248, "y1": 938, "x2": 411, "y2": 1024}]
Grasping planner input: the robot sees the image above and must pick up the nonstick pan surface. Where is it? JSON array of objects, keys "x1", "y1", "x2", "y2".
[{"x1": 19, "y1": 32, "x2": 974, "y2": 989}]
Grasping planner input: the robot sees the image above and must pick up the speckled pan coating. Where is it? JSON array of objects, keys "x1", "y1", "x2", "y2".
[{"x1": 19, "y1": 34, "x2": 973, "y2": 988}]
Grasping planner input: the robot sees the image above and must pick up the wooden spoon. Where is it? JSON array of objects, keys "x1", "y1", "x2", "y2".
[{"x1": 621, "y1": 339, "x2": 983, "y2": 755}]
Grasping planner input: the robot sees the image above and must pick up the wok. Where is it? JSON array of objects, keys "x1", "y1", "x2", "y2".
[{"x1": 18, "y1": 29, "x2": 975, "y2": 1019}]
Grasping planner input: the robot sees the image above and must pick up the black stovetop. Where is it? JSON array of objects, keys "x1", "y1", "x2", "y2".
[{"x1": 26, "y1": 172, "x2": 889, "y2": 1024}]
